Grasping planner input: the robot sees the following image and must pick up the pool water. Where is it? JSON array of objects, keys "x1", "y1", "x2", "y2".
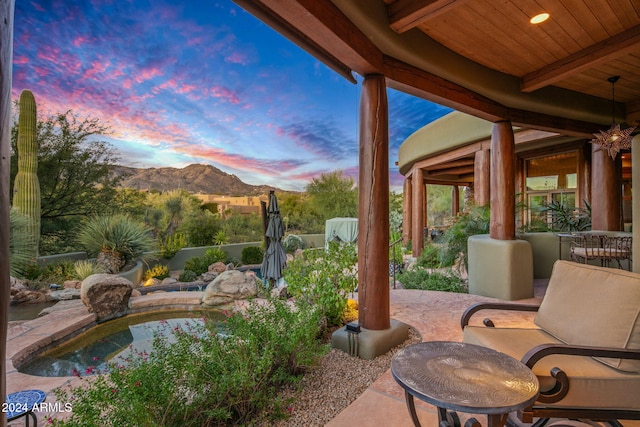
[{"x1": 18, "y1": 310, "x2": 225, "y2": 377}]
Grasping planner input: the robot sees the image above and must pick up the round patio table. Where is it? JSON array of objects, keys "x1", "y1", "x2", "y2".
[
  {"x1": 5, "y1": 389, "x2": 45, "y2": 427},
  {"x1": 391, "y1": 341, "x2": 539, "y2": 427}
]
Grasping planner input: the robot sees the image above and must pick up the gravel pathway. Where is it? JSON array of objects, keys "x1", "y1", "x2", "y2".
[{"x1": 263, "y1": 327, "x2": 422, "y2": 426}]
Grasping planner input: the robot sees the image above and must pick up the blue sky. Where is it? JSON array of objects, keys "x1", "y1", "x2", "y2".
[{"x1": 12, "y1": 0, "x2": 452, "y2": 191}]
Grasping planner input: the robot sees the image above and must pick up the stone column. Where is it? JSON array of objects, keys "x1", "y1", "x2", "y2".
[
  {"x1": 402, "y1": 176, "x2": 412, "y2": 246},
  {"x1": 0, "y1": 1, "x2": 14, "y2": 423},
  {"x1": 358, "y1": 74, "x2": 389, "y2": 331},
  {"x1": 474, "y1": 149, "x2": 490, "y2": 206},
  {"x1": 490, "y1": 121, "x2": 516, "y2": 240},
  {"x1": 591, "y1": 144, "x2": 622, "y2": 230},
  {"x1": 411, "y1": 167, "x2": 425, "y2": 256}
]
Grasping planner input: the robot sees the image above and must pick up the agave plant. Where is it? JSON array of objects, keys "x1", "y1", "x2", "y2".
[{"x1": 76, "y1": 214, "x2": 157, "y2": 273}]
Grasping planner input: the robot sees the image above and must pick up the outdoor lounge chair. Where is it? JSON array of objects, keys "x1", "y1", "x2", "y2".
[{"x1": 461, "y1": 260, "x2": 640, "y2": 426}]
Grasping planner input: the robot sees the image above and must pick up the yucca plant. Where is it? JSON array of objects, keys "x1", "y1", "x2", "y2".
[
  {"x1": 76, "y1": 214, "x2": 157, "y2": 273},
  {"x1": 73, "y1": 259, "x2": 106, "y2": 280}
]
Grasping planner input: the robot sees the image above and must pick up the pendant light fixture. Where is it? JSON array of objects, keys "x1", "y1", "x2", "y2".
[{"x1": 590, "y1": 76, "x2": 635, "y2": 159}]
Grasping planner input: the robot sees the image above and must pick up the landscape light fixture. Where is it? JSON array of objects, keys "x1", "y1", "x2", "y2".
[{"x1": 591, "y1": 76, "x2": 636, "y2": 159}]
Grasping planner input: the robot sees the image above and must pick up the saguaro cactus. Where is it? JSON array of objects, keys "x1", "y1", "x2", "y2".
[{"x1": 12, "y1": 89, "x2": 41, "y2": 257}]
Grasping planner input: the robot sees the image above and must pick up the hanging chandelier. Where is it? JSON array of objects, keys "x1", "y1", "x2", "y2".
[{"x1": 590, "y1": 75, "x2": 635, "y2": 159}]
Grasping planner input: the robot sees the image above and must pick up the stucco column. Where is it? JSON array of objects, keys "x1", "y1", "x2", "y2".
[
  {"x1": 402, "y1": 176, "x2": 412, "y2": 246},
  {"x1": 474, "y1": 149, "x2": 490, "y2": 206},
  {"x1": 632, "y1": 135, "x2": 639, "y2": 273},
  {"x1": 0, "y1": 1, "x2": 14, "y2": 424},
  {"x1": 591, "y1": 144, "x2": 622, "y2": 230},
  {"x1": 490, "y1": 121, "x2": 516, "y2": 240},
  {"x1": 411, "y1": 167, "x2": 425, "y2": 256},
  {"x1": 358, "y1": 74, "x2": 390, "y2": 331}
]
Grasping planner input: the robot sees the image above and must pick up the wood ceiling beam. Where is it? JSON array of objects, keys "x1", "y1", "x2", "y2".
[
  {"x1": 424, "y1": 158, "x2": 474, "y2": 171},
  {"x1": 387, "y1": 0, "x2": 469, "y2": 34},
  {"x1": 521, "y1": 24, "x2": 640, "y2": 93},
  {"x1": 235, "y1": 0, "x2": 383, "y2": 76},
  {"x1": 425, "y1": 165, "x2": 474, "y2": 176}
]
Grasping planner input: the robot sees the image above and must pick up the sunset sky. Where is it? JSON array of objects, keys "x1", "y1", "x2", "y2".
[{"x1": 12, "y1": 0, "x2": 451, "y2": 191}]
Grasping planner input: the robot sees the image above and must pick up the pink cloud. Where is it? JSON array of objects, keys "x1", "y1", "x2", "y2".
[
  {"x1": 31, "y1": 2, "x2": 45, "y2": 12},
  {"x1": 84, "y1": 60, "x2": 109, "y2": 79},
  {"x1": 135, "y1": 67, "x2": 163, "y2": 83},
  {"x1": 209, "y1": 85, "x2": 240, "y2": 104},
  {"x1": 72, "y1": 36, "x2": 91, "y2": 47},
  {"x1": 14, "y1": 56, "x2": 29, "y2": 64},
  {"x1": 225, "y1": 52, "x2": 250, "y2": 65}
]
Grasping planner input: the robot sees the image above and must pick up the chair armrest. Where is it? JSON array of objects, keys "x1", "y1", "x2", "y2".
[
  {"x1": 521, "y1": 343, "x2": 640, "y2": 368},
  {"x1": 520, "y1": 343, "x2": 640, "y2": 404},
  {"x1": 460, "y1": 302, "x2": 540, "y2": 330}
]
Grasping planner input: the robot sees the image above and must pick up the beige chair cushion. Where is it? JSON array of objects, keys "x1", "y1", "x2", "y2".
[
  {"x1": 534, "y1": 261, "x2": 640, "y2": 372},
  {"x1": 464, "y1": 326, "x2": 640, "y2": 410}
]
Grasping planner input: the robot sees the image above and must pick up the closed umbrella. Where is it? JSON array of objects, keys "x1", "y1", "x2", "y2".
[{"x1": 261, "y1": 191, "x2": 286, "y2": 287}]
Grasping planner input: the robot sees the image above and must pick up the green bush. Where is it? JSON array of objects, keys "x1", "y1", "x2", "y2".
[
  {"x1": 416, "y1": 244, "x2": 442, "y2": 269},
  {"x1": 183, "y1": 256, "x2": 210, "y2": 276},
  {"x1": 439, "y1": 204, "x2": 490, "y2": 271},
  {"x1": 282, "y1": 234, "x2": 304, "y2": 253},
  {"x1": 241, "y1": 246, "x2": 263, "y2": 265},
  {"x1": 204, "y1": 247, "x2": 227, "y2": 264},
  {"x1": 397, "y1": 268, "x2": 467, "y2": 293},
  {"x1": 73, "y1": 260, "x2": 106, "y2": 280},
  {"x1": 52, "y1": 298, "x2": 325, "y2": 427},
  {"x1": 178, "y1": 270, "x2": 198, "y2": 282},
  {"x1": 159, "y1": 233, "x2": 186, "y2": 259},
  {"x1": 283, "y1": 243, "x2": 357, "y2": 326},
  {"x1": 183, "y1": 247, "x2": 228, "y2": 275}
]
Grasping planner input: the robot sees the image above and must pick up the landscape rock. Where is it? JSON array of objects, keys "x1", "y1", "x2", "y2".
[
  {"x1": 200, "y1": 271, "x2": 218, "y2": 283},
  {"x1": 10, "y1": 276, "x2": 25, "y2": 289},
  {"x1": 11, "y1": 289, "x2": 48, "y2": 305},
  {"x1": 131, "y1": 289, "x2": 142, "y2": 297},
  {"x1": 201, "y1": 270, "x2": 258, "y2": 306},
  {"x1": 270, "y1": 284, "x2": 289, "y2": 299},
  {"x1": 208, "y1": 262, "x2": 227, "y2": 274},
  {"x1": 49, "y1": 289, "x2": 81, "y2": 301},
  {"x1": 80, "y1": 274, "x2": 133, "y2": 322},
  {"x1": 143, "y1": 278, "x2": 161, "y2": 287},
  {"x1": 161, "y1": 277, "x2": 178, "y2": 285},
  {"x1": 63, "y1": 280, "x2": 82, "y2": 289}
]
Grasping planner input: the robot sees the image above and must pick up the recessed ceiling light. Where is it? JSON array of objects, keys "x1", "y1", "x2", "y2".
[{"x1": 530, "y1": 13, "x2": 550, "y2": 24}]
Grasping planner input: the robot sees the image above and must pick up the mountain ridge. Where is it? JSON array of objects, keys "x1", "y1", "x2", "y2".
[{"x1": 112, "y1": 164, "x2": 283, "y2": 195}]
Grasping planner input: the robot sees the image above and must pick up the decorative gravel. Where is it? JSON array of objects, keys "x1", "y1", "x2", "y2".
[{"x1": 263, "y1": 327, "x2": 422, "y2": 426}]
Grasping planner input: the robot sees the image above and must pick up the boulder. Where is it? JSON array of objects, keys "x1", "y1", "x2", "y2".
[
  {"x1": 49, "y1": 288, "x2": 81, "y2": 301},
  {"x1": 161, "y1": 277, "x2": 178, "y2": 285},
  {"x1": 202, "y1": 270, "x2": 258, "y2": 306},
  {"x1": 200, "y1": 271, "x2": 218, "y2": 283},
  {"x1": 11, "y1": 289, "x2": 48, "y2": 305},
  {"x1": 80, "y1": 274, "x2": 133, "y2": 322},
  {"x1": 208, "y1": 262, "x2": 227, "y2": 274},
  {"x1": 63, "y1": 280, "x2": 82, "y2": 289}
]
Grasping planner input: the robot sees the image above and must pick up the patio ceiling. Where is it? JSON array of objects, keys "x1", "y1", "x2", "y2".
[{"x1": 234, "y1": 0, "x2": 640, "y2": 137}]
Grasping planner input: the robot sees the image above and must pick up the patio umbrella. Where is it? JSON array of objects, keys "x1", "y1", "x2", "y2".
[{"x1": 261, "y1": 191, "x2": 286, "y2": 287}]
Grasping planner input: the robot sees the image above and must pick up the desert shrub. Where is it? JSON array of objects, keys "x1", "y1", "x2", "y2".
[
  {"x1": 158, "y1": 233, "x2": 186, "y2": 259},
  {"x1": 241, "y1": 246, "x2": 263, "y2": 265},
  {"x1": 73, "y1": 260, "x2": 106, "y2": 280},
  {"x1": 283, "y1": 242, "x2": 357, "y2": 326},
  {"x1": 439, "y1": 204, "x2": 490, "y2": 271},
  {"x1": 204, "y1": 247, "x2": 227, "y2": 264},
  {"x1": 178, "y1": 270, "x2": 198, "y2": 282},
  {"x1": 397, "y1": 268, "x2": 467, "y2": 293},
  {"x1": 183, "y1": 256, "x2": 210, "y2": 276},
  {"x1": 282, "y1": 234, "x2": 304, "y2": 253},
  {"x1": 52, "y1": 298, "x2": 325, "y2": 427},
  {"x1": 143, "y1": 264, "x2": 169, "y2": 281},
  {"x1": 416, "y1": 244, "x2": 442, "y2": 269}
]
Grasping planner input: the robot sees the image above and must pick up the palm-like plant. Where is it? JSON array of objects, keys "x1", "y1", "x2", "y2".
[{"x1": 76, "y1": 214, "x2": 157, "y2": 273}]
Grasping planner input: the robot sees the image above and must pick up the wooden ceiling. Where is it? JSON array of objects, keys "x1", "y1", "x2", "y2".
[{"x1": 234, "y1": 0, "x2": 640, "y2": 135}]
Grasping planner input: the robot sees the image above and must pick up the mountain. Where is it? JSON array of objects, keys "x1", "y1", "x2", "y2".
[{"x1": 112, "y1": 164, "x2": 281, "y2": 195}]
